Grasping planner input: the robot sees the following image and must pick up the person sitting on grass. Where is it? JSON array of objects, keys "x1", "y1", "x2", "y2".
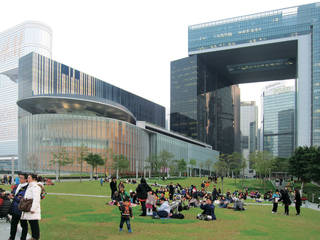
[
  {"x1": 197, "y1": 198, "x2": 216, "y2": 221},
  {"x1": 119, "y1": 186, "x2": 130, "y2": 202},
  {"x1": 118, "y1": 196, "x2": 133, "y2": 233},
  {"x1": 153, "y1": 197, "x2": 171, "y2": 219},
  {"x1": 218, "y1": 196, "x2": 229, "y2": 208},
  {"x1": 189, "y1": 196, "x2": 200, "y2": 208},
  {"x1": 233, "y1": 197, "x2": 245, "y2": 211}
]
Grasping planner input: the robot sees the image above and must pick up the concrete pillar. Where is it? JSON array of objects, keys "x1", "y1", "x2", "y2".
[{"x1": 297, "y1": 35, "x2": 312, "y2": 146}]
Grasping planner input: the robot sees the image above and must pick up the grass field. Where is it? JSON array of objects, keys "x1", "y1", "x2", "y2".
[
  {"x1": 39, "y1": 177, "x2": 275, "y2": 196},
  {"x1": 2, "y1": 178, "x2": 320, "y2": 239},
  {"x1": 40, "y1": 194, "x2": 319, "y2": 240}
]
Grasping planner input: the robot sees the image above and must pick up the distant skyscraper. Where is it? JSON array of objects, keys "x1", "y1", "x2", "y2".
[
  {"x1": 262, "y1": 82, "x2": 295, "y2": 158},
  {"x1": 240, "y1": 101, "x2": 258, "y2": 174},
  {"x1": 0, "y1": 22, "x2": 52, "y2": 162}
]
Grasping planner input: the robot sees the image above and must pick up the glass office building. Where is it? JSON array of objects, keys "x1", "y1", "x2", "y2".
[
  {"x1": 18, "y1": 53, "x2": 165, "y2": 127},
  {"x1": 263, "y1": 82, "x2": 295, "y2": 157},
  {"x1": 240, "y1": 101, "x2": 258, "y2": 173},
  {"x1": 171, "y1": 55, "x2": 240, "y2": 154},
  {"x1": 17, "y1": 53, "x2": 218, "y2": 174},
  {"x1": 0, "y1": 22, "x2": 52, "y2": 166},
  {"x1": 172, "y1": 3, "x2": 320, "y2": 153}
]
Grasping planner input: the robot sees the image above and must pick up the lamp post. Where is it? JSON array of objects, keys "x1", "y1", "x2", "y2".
[{"x1": 11, "y1": 156, "x2": 15, "y2": 184}]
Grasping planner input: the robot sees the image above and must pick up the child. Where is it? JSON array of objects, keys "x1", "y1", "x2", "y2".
[
  {"x1": 146, "y1": 191, "x2": 156, "y2": 216},
  {"x1": 272, "y1": 190, "x2": 280, "y2": 213},
  {"x1": 118, "y1": 196, "x2": 133, "y2": 233}
]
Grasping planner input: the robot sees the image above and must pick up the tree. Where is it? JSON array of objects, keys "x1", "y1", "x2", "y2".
[
  {"x1": 102, "y1": 148, "x2": 112, "y2": 177},
  {"x1": 229, "y1": 152, "x2": 244, "y2": 184},
  {"x1": 250, "y1": 151, "x2": 273, "y2": 192},
  {"x1": 240, "y1": 157, "x2": 247, "y2": 188},
  {"x1": 145, "y1": 154, "x2": 160, "y2": 178},
  {"x1": 77, "y1": 144, "x2": 88, "y2": 183},
  {"x1": 214, "y1": 155, "x2": 228, "y2": 177},
  {"x1": 205, "y1": 159, "x2": 213, "y2": 176},
  {"x1": 271, "y1": 157, "x2": 289, "y2": 173},
  {"x1": 158, "y1": 150, "x2": 174, "y2": 177},
  {"x1": 213, "y1": 156, "x2": 228, "y2": 194},
  {"x1": 199, "y1": 162, "x2": 204, "y2": 178},
  {"x1": 189, "y1": 159, "x2": 197, "y2": 177},
  {"x1": 289, "y1": 146, "x2": 320, "y2": 194},
  {"x1": 27, "y1": 153, "x2": 39, "y2": 174},
  {"x1": 308, "y1": 147, "x2": 320, "y2": 183},
  {"x1": 112, "y1": 154, "x2": 130, "y2": 179},
  {"x1": 51, "y1": 147, "x2": 73, "y2": 182},
  {"x1": 84, "y1": 153, "x2": 105, "y2": 179},
  {"x1": 177, "y1": 158, "x2": 187, "y2": 177}
]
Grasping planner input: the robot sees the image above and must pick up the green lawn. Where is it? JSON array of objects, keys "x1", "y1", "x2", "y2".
[
  {"x1": 2, "y1": 178, "x2": 320, "y2": 239},
  {"x1": 39, "y1": 194, "x2": 320, "y2": 240},
  {"x1": 43, "y1": 177, "x2": 274, "y2": 196}
]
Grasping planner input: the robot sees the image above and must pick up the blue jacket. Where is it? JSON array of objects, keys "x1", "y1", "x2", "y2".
[
  {"x1": 10, "y1": 183, "x2": 28, "y2": 216},
  {"x1": 200, "y1": 203, "x2": 216, "y2": 220}
]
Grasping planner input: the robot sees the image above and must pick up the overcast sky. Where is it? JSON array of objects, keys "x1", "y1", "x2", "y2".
[{"x1": 0, "y1": 0, "x2": 315, "y2": 118}]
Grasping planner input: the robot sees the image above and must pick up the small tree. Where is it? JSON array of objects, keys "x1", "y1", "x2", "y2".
[
  {"x1": 229, "y1": 152, "x2": 243, "y2": 184},
  {"x1": 84, "y1": 153, "x2": 105, "y2": 179},
  {"x1": 240, "y1": 157, "x2": 247, "y2": 188},
  {"x1": 189, "y1": 159, "x2": 197, "y2": 177},
  {"x1": 27, "y1": 153, "x2": 39, "y2": 174},
  {"x1": 102, "y1": 148, "x2": 112, "y2": 177},
  {"x1": 250, "y1": 151, "x2": 273, "y2": 192},
  {"x1": 77, "y1": 144, "x2": 88, "y2": 183},
  {"x1": 51, "y1": 147, "x2": 73, "y2": 182},
  {"x1": 145, "y1": 154, "x2": 160, "y2": 178},
  {"x1": 158, "y1": 150, "x2": 174, "y2": 177},
  {"x1": 213, "y1": 156, "x2": 228, "y2": 194},
  {"x1": 177, "y1": 158, "x2": 187, "y2": 177},
  {"x1": 199, "y1": 162, "x2": 204, "y2": 178},
  {"x1": 113, "y1": 154, "x2": 130, "y2": 179},
  {"x1": 205, "y1": 159, "x2": 213, "y2": 176}
]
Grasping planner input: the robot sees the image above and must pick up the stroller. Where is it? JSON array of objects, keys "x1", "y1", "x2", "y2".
[{"x1": 0, "y1": 192, "x2": 11, "y2": 223}]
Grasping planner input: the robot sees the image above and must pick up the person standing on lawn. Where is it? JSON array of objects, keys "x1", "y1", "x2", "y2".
[
  {"x1": 272, "y1": 189, "x2": 280, "y2": 213},
  {"x1": 110, "y1": 177, "x2": 117, "y2": 200},
  {"x1": 136, "y1": 178, "x2": 151, "y2": 216},
  {"x1": 8, "y1": 173, "x2": 29, "y2": 240},
  {"x1": 279, "y1": 188, "x2": 291, "y2": 216},
  {"x1": 118, "y1": 196, "x2": 133, "y2": 233},
  {"x1": 294, "y1": 189, "x2": 302, "y2": 216},
  {"x1": 20, "y1": 174, "x2": 42, "y2": 240}
]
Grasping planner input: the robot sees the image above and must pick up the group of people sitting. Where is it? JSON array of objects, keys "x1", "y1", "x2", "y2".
[{"x1": 110, "y1": 177, "x2": 256, "y2": 225}]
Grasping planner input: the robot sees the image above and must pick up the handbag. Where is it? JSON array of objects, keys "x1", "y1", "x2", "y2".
[{"x1": 18, "y1": 198, "x2": 33, "y2": 212}]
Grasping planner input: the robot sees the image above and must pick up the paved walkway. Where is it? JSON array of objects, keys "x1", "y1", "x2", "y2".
[
  {"x1": 0, "y1": 217, "x2": 25, "y2": 240},
  {"x1": 47, "y1": 192, "x2": 108, "y2": 198}
]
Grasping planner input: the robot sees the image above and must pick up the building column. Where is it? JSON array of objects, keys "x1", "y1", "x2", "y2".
[{"x1": 297, "y1": 35, "x2": 312, "y2": 147}]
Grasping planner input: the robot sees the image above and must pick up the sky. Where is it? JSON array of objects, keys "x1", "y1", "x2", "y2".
[{"x1": 0, "y1": 0, "x2": 316, "y2": 118}]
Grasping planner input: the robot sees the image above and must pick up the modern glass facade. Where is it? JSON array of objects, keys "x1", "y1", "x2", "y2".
[
  {"x1": 187, "y1": 3, "x2": 320, "y2": 146},
  {"x1": 170, "y1": 56, "x2": 240, "y2": 154},
  {"x1": 0, "y1": 22, "x2": 52, "y2": 165},
  {"x1": 0, "y1": 75, "x2": 18, "y2": 156},
  {"x1": 0, "y1": 21, "x2": 52, "y2": 81},
  {"x1": 17, "y1": 53, "x2": 217, "y2": 174},
  {"x1": 240, "y1": 101, "x2": 258, "y2": 173},
  {"x1": 18, "y1": 114, "x2": 218, "y2": 174},
  {"x1": 18, "y1": 53, "x2": 165, "y2": 127},
  {"x1": 263, "y1": 83, "x2": 295, "y2": 157}
]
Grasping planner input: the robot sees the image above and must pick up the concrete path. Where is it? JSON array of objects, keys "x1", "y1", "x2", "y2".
[
  {"x1": 47, "y1": 192, "x2": 108, "y2": 198},
  {"x1": 0, "y1": 217, "x2": 26, "y2": 240}
]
